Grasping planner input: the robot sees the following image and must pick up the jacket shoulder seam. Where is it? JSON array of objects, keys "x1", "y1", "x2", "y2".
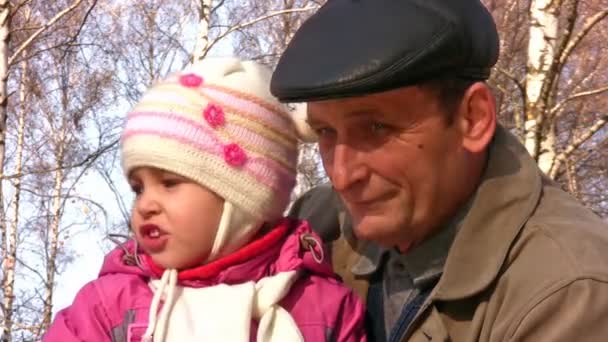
[
  {"x1": 526, "y1": 223, "x2": 579, "y2": 272},
  {"x1": 505, "y1": 276, "x2": 608, "y2": 340},
  {"x1": 92, "y1": 274, "x2": 146, "y2": 328}
]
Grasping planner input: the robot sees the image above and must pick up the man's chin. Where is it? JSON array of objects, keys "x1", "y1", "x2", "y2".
[
  {"x1": 352, "y1": 217, "x2": 406, "y2": 248},
  {"x1": 396, "y1": 240, "x2": 414, "y2": 253}
]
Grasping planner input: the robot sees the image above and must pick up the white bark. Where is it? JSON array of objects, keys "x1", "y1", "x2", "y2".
[
  {"x1": 0, "y1": 1, "x2": 10, "y2": 339},
  {"x1": 41, "y1": 121, "x2": 67, "y2": 331},
  {"x1": 1, "y1": 56, "x2": 28, "y2": 341},
  {"x1": 524, "y1": 0, "x2": 560, "y2": 164},
  {"x1": 524, "y1": 119, "x2": 539, "y2": 162},
  {"x1": 565, "y1": 159, "x2": 580, "y2": 199},
  {"x1": 537, "y1": 124, "x2": 556, "y2": 174},
  {"x1": 192, "y1": 0, "x2": 212, "y2": 62},
  {"x1": 41, "y1": 54, "x2": 76, "y2": 329},
  {"x1": 526, "y1": 0, "x2": 559, "y2": 106}
]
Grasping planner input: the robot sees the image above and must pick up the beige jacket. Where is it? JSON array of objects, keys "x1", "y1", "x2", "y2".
[{"x1": 323, "y1": 126, "x2": 608, "y2": 341}]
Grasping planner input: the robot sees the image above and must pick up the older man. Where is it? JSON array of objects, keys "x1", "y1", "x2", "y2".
[{"x1": 273, "y1": 0, "x2": 608, "y2": 341}]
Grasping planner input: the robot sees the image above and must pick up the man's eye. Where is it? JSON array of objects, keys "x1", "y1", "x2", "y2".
[
  {"x1": 313, "y1": 127, "x2": 335, "y2": 137},
  {"x1": 370, "y1": 122, "x2": 390, "y2": 134}
]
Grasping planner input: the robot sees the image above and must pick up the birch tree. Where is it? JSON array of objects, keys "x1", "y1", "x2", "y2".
[
  {"x1": 192, "y1": 0, "x2": 213, "y2": 62},
  {"x1": 0, "y1": 0, "x2": 91, "y2": 341},
  {"x1": 1, "y1": 51, "x2": 27, "y2": 342},
  {"x1": 486, "y1": 0, "x2": 608, "y2": 216},
  {"x1": 0, "y1": 1, "x2": 114, "y2": 339}
]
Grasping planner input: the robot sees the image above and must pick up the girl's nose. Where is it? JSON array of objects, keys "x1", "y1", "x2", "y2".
[{"x1": 134, "y1": 189, "x2": 161, "y2": 218}]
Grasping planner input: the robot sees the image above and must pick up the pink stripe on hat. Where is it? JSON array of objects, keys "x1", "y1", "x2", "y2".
[
  {"x1": 124, "y1": 111, "x2": 296, "y2": 171},
  {"x1": 202, "y1": 86, "x2": 295, "y2": 139},
  {"x1": 122, "y1": 112, "x2": 294, "y2": 192}
]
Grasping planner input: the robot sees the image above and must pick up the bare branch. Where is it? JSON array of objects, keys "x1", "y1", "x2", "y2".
[
  {"x1": 15, "y1": 257, "x2": 46, "y2": 284},
  {"x1": 558, "y1": 9, "x2": 608, "y2": 70},
  {"x1": 547, "y1": 0, "x2": 579, "y2": 92},
  {"x1": 57, "y1": 0, "x2": 99, "y2": 65},
  {"x1": 550, "y1": 84, "x2": 608, "y2": 116},
  {"x1": 495, "y1": 67, "x2": 526, "y2": 98},
  {"x1": 10, "y1": 25, "x2": 43, "y2": 34},
  {"x1": 0, "y1": 138, "x2": 118, "y2": 181},
  {"x1": 203, "y1": 5, "x2": 319, "y2": 58},
  {"x1": 9, "y1": 0, "x2": 34, "y2": 20},
  {"x1": 12, "y1": 321, "x2": 42, "y2": 335},
  {"x1": 8, "y1": 0, "x2": 85, "y2": 66},
  {"x1": 210, "y1": 0, "x2": 228, "y2": 16},
  {"x1": 548, "y1": 115, "x2": 608, "y2": 178},
  {"x1": 97, "y1": 168, "x2": 130, "y2": 226}
]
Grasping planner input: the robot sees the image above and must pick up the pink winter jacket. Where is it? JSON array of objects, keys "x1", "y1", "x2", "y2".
[{"x1": 44, "y1": 219, "x2": 366, "y2": 341}]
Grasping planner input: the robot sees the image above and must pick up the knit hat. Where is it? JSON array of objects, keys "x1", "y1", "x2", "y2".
[{"x1": 122, "y1": 57, "x2": 308, "y2": 259}]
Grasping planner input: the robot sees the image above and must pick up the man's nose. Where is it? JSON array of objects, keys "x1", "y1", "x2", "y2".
[{"x1": 327, "y1": 143, "x2": 368, "y2": 191}]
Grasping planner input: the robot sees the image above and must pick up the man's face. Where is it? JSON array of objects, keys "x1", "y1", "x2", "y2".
[{"x1": 308, "y1": 86, "x2": 469, "y2": 251}]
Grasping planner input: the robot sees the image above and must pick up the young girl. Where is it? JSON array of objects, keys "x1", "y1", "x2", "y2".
[{"x1": 44, "y1": 57, "x2": 366, "y2": 342}]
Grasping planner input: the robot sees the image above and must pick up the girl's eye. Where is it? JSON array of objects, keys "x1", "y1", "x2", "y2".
[
  {"x1": 162, "y1": 178, "x2": 181, "y2": 188},
  {"x1": 130, "y1": 184, "x2": 142, "y2": 196}
]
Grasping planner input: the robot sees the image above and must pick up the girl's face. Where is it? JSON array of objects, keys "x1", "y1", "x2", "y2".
[{"x1": 129, "y1": 167, "x2": 224, "y2": 270}]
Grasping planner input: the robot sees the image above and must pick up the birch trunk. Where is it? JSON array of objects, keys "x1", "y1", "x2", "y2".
[
  {"x1": 41, "y1": 124, "x2": 67, "y2": 331},
  {"x1": 0, "y1": 1, "x2": 10, "y2": 339},
  {"x1": 524, "y1": 0, "x2": 560, "y2": 171},
  {"x1": 41, "y1": 49, "x2": 76, "y2": 327},
  {"x1": 1, "y1": 56, "x2": 28, "y2": 341},
  {"x1": 192, "y1": 0, "x2": 212, "y2": 62}
]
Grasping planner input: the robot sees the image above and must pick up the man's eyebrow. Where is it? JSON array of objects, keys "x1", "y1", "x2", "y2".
[
  {"x1": 343, "y1": 110, "x2": 381, "y2": 120},
  {"x1": 306, "y1": 117, "x2": 325, "y2": 126},
  {"x1": 307, "y1": 108, "x2": 380, "y2": 125}
]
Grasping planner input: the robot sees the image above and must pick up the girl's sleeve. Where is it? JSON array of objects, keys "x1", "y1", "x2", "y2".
[
  {"x1": 336, "y1": 290, "x2": 367, "y2": 342},
  {"x1": 43, "y1": 281, "x2": 113, "y2": 342}
]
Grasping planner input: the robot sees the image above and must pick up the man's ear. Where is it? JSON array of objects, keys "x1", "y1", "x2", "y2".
[{"x1": 455, "y1": 82, "x2": 496, "y2": 153}]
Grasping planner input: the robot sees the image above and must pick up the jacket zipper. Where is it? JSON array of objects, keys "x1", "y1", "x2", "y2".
[
  {"x1": 398, "y1": 291, "x2": 435, "y2": 341},
  {"x1": 390, "y1": 287, "x2": 434, "y2": 342}
]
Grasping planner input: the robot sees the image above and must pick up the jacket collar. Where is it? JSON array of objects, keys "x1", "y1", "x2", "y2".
[
  {"x1": 144, "y1": 221, "x2": 290, "y2": 281},
  {"x1": 433, "y1": 125, "x2": 543, "y2": 300},
  {"x1": 351, "y1": 207, "x2": 464, "y2": 289},
  {"x1": 100, "y1": 218, "x2": 334, "y2": 287}
]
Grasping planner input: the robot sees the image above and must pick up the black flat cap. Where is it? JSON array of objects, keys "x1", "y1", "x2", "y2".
[{"x1": 271, "y1": 0, "x2": 499, "y2": 102}]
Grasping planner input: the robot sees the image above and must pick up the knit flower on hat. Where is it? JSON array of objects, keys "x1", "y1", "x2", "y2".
[
  {"x1": 203, "y1": 103, "x2": 225, "y2": 128},
  {"x1": 223, "y1": 143, "x2": 247, "y2": 167},
  {"x1": 179, "y1": 73, "x2": 204, "y2": 87}
]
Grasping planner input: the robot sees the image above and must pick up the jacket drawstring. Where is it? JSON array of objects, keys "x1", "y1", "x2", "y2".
[{"x1": 142, "y1": 269, "x2": 178, "y2": 342}]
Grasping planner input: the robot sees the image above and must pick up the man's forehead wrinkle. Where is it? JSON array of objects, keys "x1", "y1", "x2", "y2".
[{"x1": 308, "y1": 101, "x2": 388, "y2": 122}]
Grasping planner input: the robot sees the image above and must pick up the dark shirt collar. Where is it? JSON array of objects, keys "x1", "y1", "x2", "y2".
[{"x1": 350, "y1": 198, "x2": 472, "y2": 288}]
